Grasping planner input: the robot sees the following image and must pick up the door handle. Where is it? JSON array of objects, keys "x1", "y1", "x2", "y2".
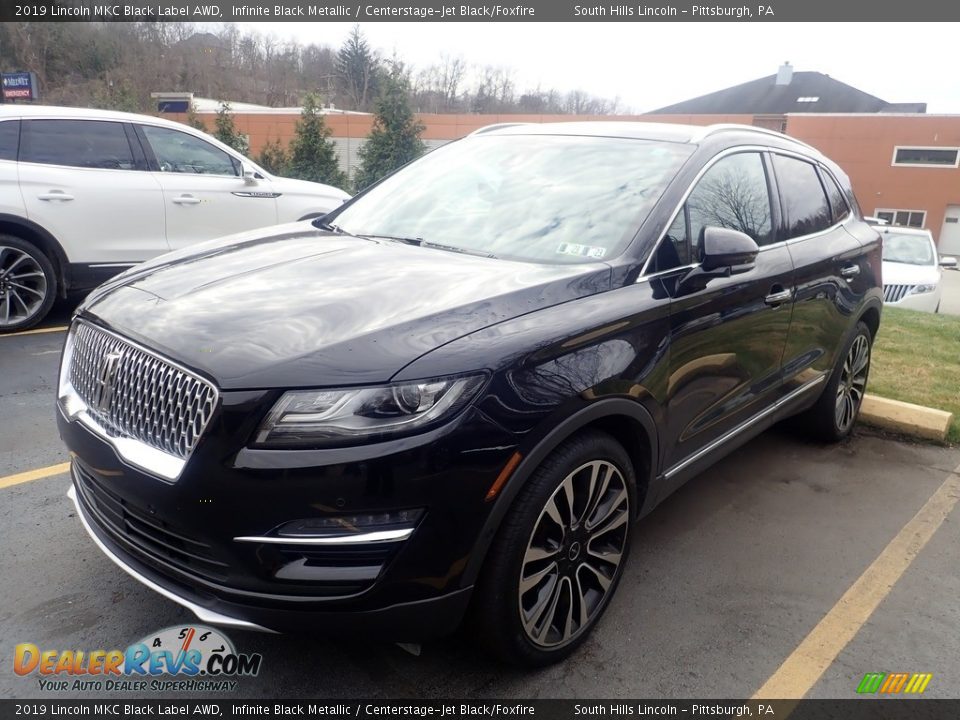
[
  {"x1": 764, "y1": 288, "x2": 793, "y2": 306},
  {"x1": 841, "y1": 264, "x2": 861, "y2": 280},
  {"x1": 37, "y1": 191, "x2": 74, "y2": 201},
  {"x1": 172, "y1": 195, "x2": 201, "y2": 205}
]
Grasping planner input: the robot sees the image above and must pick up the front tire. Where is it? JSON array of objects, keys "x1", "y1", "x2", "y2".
[
  {"x1": 472, "y1": 430, "x2": 635, "y2": 666},
  {"x1": 800, "y1": 320, "x2": 873, "y2": 442},
  {"x1": 0, "y1": 236, "x2": 57, "y2": 332}
]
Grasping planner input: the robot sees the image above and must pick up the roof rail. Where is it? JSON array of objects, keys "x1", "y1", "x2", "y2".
[
  {"x1": 691, "y1": 123, "x2": 818, "y2": 152},
  {"x1": 469, "y1": 123, "x2": 533, "y2": 136}
]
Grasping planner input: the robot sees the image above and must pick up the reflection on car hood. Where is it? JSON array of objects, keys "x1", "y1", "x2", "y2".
[
  {"x1": 81, "y1": 226, "x2": 610, "y2": 389},
  {"x1": 881, "y1": 260, "x2": 940, "y2": 286}
]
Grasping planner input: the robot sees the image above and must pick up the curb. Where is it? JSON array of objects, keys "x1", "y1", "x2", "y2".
[{"x1": 860, "y1": 394, "x2": 954, "y2": 442}]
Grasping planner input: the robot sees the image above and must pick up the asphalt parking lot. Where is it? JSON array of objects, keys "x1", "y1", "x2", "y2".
[{"x1": 1, "y1": 302, "x2": 959, "y2": 700}]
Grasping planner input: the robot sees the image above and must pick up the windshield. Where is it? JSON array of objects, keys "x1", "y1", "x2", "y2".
[
  {"x1": 331, "y1": 134, "x2": 694, "y2": 264},
  {"x1": 882, "y1": 232, "x2": 936, "y2": 266}
]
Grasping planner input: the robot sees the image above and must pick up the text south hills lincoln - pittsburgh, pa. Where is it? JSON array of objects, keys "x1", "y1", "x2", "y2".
[{"x1": 573, "y1": 4, "x2": 774, "y2": 17}]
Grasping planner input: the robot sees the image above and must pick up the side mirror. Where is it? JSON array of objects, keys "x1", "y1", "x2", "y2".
[
  {"x1": 242, "y1": 167, "x2": 259, "y2": 185},
  {"x1": 940, "y1": 256, "x2": 958, "y2": 269},
  {"x1": 701, "y1": 226, "x2": 759, "y2": 271}
]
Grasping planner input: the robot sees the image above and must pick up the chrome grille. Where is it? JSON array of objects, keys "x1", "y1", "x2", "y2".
[
  {"x1": 69, "y1": 322, "x2": 218, "y2": 460},
  {"x1": 883, "y1": 284, "x2": 914, "y2": 303}
]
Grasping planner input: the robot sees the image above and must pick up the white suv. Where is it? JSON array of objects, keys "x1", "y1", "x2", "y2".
[{"x1": 0, "y1": 105, "x2": 350, "y2": 331}]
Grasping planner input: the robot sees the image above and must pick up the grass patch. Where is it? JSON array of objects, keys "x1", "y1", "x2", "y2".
[{"x1": 869, "y1": 307, "x2": 960, "y2": 443}]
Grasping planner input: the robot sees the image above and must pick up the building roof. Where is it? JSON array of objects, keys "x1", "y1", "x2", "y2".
[
  {"x1": 150, "y1": 93, "x2": 370, "y2": 116},
  {"x1": 651, "y1": 67, "x2": 926, "y2": 115}
]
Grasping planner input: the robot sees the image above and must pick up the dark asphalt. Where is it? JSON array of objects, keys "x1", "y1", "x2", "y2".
[{"x1": 1, "y1": 305, "x2": 958, "y2": 700}]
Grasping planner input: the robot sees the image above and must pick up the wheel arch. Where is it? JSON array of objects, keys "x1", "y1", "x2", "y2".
[
  {"x1": 461, "y1": 398, "x2": 659, "y2": 587},
  {"x1": 0, "y1": 214, "x2": 69, "y2": 297},
  {"x1": 858, "y1": 300, "x2": 881, "y2": 341}
]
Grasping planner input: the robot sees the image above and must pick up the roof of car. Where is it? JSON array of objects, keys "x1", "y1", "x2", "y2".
[
  {"x1": 0, "y1": 103, "x2": 191, "y2": 131},
  {"x1": 472, "y1": 121, "x2": 819, "y2": 153}
]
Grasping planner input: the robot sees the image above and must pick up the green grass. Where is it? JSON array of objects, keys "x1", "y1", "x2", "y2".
[{"x1": 869, "y1": 307, "x2": 960, "y2": 443}]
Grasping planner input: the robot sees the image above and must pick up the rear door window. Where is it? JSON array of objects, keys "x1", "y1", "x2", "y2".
[
  {"x1": 20, "y1": 119, "x2": 136, "y2": 170},
  {"x1": 820, "y1": 169, "x2": 851, "y2": 224},
  {"x1": 773, "y1": 154, "x2": 832, "y2": 240}
]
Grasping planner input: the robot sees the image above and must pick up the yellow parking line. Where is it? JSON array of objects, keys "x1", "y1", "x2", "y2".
[
  {"x1": 753, "y1": 464, "x2": 960, "y2": 699},
  {"x1": 0, "y1": 462, "x2": 71, "y2": 489},
  {"x1": 1, "y1": 326, "x2": 68, "y2": 337}
]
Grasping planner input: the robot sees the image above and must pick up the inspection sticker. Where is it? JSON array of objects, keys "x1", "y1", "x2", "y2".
[{"x1": 556, "y1": 243, "x2": 607, "y2": 259}]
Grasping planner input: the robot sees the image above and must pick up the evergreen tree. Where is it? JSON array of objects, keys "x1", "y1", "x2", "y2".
[
  {"x1": 213, "y1": 102, "x2": 249, "y2": 154},
  {"x1": 336, "y1": 25, "x2": 379, "y2": 111},
  {"x1": 287, "y1": 93, "x2": 348, "y2": 188},
  {"x1": 256, "y1": 137, "x2": 290, "y2": 176},
  {"x1": 186, "y1": 102, "x2": 208, "y2": 132},
  {"x1": 354, "y1": 67, "x2": 426, "y2": 192}
]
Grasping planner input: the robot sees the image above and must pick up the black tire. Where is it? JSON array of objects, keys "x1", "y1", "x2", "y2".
[
  {"x1": 0, "y1": 234, "x2": 57, "y2": 332},
  {"x1": 799, "y1": 320, "x2": 873, "y2": 442},
  {"x1": 472, "y1": 430, "x2": 635, "y2": 666}
]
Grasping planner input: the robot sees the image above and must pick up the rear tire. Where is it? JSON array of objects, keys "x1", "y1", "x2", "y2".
[
  {"x1": 0, "y1": 235, "x2": 57, "y2": 333},
  {"x1": 798, "y1": 321, "x2": 872, "y2": 442},
  {"x1": 472, "y1": 430, "x2": 635, "y2": 666}
]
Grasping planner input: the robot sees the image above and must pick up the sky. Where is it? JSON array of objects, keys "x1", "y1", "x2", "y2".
[{"x1": 236, "y1": 22, "x2": 960, "y2": 113}]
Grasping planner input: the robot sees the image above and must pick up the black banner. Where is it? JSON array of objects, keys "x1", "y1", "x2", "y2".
[
  {"x1": 4, "y1": 0, "x2": 960, "y2": 22},
  {"x1": 2, "y1": 701, "x2": 960, "y2": 720}
]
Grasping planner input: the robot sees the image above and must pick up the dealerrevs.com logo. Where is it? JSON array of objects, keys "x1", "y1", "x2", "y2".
[{"x1": 15, "y1": 625, "x2": 263, "y2": 692}]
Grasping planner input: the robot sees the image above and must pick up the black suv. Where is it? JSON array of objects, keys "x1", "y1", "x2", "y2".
[{"x1": 58, "y1": 123, "x2": 882, "y2": 666}]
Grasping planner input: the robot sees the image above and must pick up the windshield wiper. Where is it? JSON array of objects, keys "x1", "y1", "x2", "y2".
[
  {"x1": 352, "y1": 232, "x2": 423, "y2": 246},
  {"x1": 421, "y1": 241, "x2": 498, "y2": 259}
]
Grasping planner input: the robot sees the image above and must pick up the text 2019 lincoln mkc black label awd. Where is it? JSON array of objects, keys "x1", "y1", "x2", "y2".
[{"x1": 58, "y1": 122, "x2": 882, "y2": 665}]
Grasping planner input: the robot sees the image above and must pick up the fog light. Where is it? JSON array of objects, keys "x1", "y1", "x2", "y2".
[{"x1": 276, "y1": 509, "x2": 424, "y2": 537}]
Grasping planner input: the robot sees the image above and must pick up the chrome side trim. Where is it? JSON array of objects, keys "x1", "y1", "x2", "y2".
[
  {"x1": 234, "y1": 528, "x2": 414, "y2": 545},
  {"x1": 67, "y1": 484, "x2": 276, "y2": 634},
  {"x1": 663, "y1": 375, "x2": 826, "y2": 480}
]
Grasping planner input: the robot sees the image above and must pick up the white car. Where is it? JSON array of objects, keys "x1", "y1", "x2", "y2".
[
  {"x1": 0, "y1": 105, "x2": 350, "y2": 331},
  {"x1": 880, "y1": 226, "x2": 957, "y2": 313}
]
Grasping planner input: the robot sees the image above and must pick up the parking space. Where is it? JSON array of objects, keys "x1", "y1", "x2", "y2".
[{"x1": 1, "y1": 323, "x2": 958, "y2": 699}]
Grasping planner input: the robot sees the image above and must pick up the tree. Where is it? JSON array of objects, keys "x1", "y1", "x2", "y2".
[
  {"x1": 354, "y1": 67, "x2": 425, "y2": 192},
  {"x1": 213, "y1": 102, "x2": 248, "y2": 154},
  {"x1": 287, "y1": 93, "x2": 347, "y2": 188},
  {"x1": 256, "y1": 137, "x2": 289, "y2": 176},
  {"x1": 335, "y1": 25, "x2": 379, "y2": 111},
  {"x1": 185, "y1": 102, "x2": 208, "y2": 132}
]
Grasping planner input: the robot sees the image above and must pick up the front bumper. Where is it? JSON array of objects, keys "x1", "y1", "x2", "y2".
[{"x1": 59, "y1": 394, "x2": 517, "y2": 640}]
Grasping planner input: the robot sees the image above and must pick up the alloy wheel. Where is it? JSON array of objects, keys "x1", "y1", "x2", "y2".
[
  {"x1": 518, "y1": 460, "x2": 630, "y2": 648},
  {"x1": 0, "y1": 246, "x2": 48, "y2": 328},
  {"x1": 836, "y1": 334, "x2": 869, "y2": 433}
]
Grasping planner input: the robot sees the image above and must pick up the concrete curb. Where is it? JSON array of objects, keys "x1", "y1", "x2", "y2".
[{"x1": 860, "y1": 394, "x2": 954, "y2": 442}]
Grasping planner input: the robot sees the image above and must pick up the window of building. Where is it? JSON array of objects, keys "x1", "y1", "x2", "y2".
[
  {"x1": 772, "y1": 154, "x2": 832, "y2": 240},
  {"x1": 875, "y1": 209, "x2": 926, "y2": 228},
  {"x1": 892, "y1": 147, "x2": 960, "y2": 167}
]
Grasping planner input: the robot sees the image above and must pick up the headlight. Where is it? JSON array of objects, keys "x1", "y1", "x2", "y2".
[
  {"x1": 909, "y1": 284, "x2": 937, "y2": 295},
  {"x1": 254, "y1": 374, "x2": 486, "y2": 448}
]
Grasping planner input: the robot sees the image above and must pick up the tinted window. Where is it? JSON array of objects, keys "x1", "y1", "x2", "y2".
[
  {"x1": 688, "y1": 152, "x2": 773, "y2": 248},
  {"x1": 821, "y1": 170, "x2": 850, "y2": 224},
  {"x1": 21, "y1": 120, "x2": 135, "y2": 170},
  {"x1": 650, "y1": 210, "x2": 690, "y2": 273},
  {"x1": 142, "y1": 126, "x2": 239, "y2": 176},
  {"x1": 0, "y1": 120, "x2": 19, "y2": 161},
  {"x1": 773, "y1": 155, "x2": 832, "y2": 240}
]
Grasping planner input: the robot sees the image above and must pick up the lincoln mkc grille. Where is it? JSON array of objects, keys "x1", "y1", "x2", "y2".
[
  {"x1": 883, "y1": 284, "x2": 914, "y2": 303},
  {"x1": 69, "y1": 321, "x2": 218, "y2": 460}
]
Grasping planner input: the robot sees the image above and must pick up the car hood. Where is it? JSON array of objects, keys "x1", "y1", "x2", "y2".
[
  {"x1": 881, "y1": 261, "x2": 940, "y2": 286},
  {"x1": 81, "y1": 225, "x2": 610, "y2": 389}
]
